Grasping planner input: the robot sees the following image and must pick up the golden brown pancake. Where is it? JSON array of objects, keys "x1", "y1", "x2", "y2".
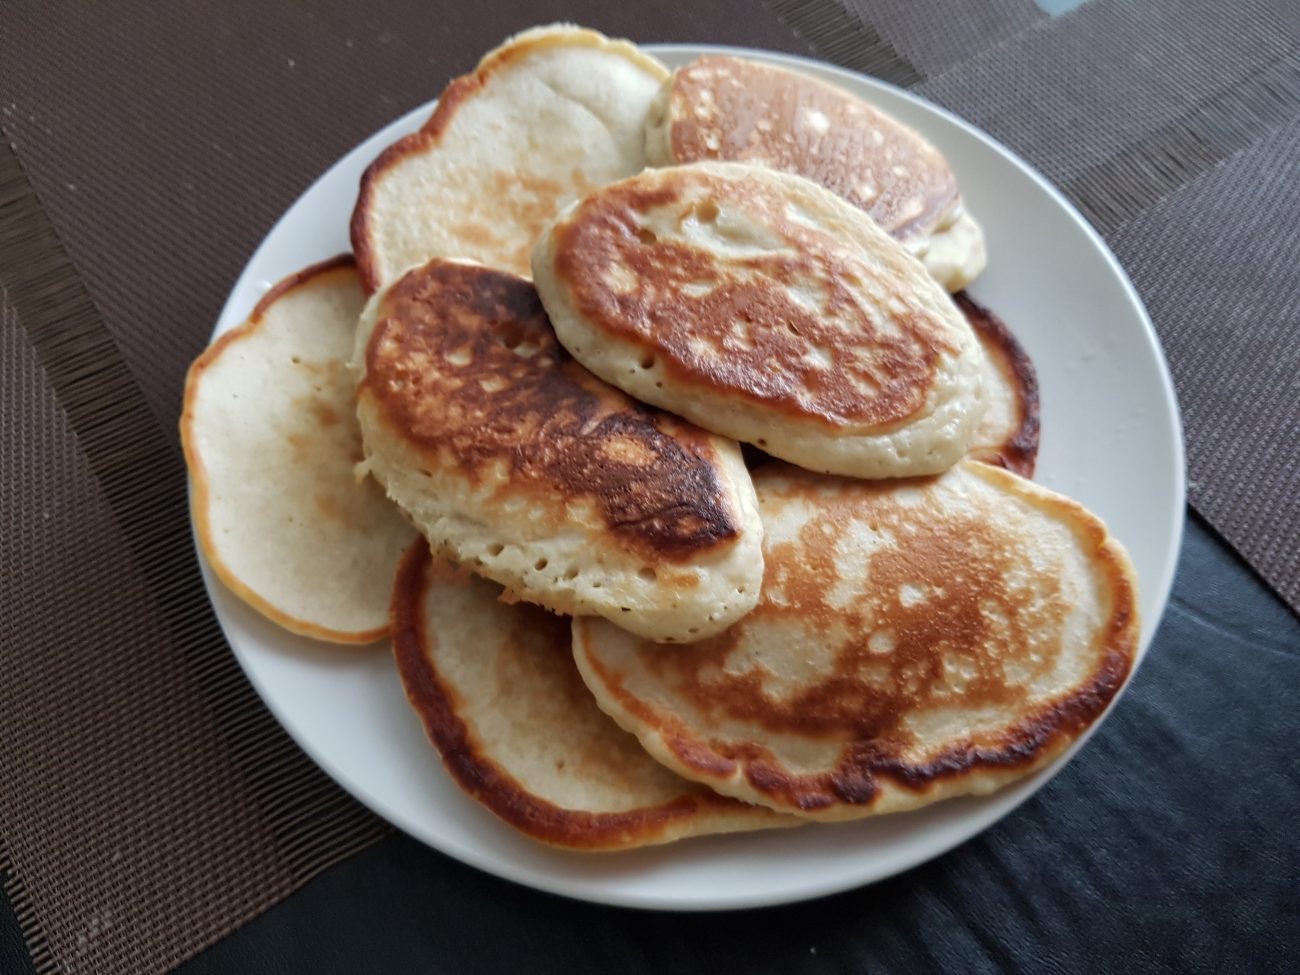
[
  {"x1": 959, "y1": 293, "x2": 1040, "y2": 477},
  {"x1": 574, "y1": 461, "x2": 1140, "y2": 821},
  {"x1": 181, "y1": 256, "x2": 417, "y2": 643},
  {"x1": 391, "y1": 539, "x2": 793, "y2": 850},
  {"x1": 533, "y1": 161, "x2": 986, "y2": 479},
  {"x1": 644, "y1": 56, "x2": 986, "y2": 290},
  {"x1": 353, "y1": 258, "x2": 764, "y2": 643},
  {"x1": 350, "y1": 24, "x2": 667, "y2": 291}
]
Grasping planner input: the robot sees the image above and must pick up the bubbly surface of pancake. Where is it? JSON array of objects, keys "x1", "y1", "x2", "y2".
[
  {"x1": 181, "y1": 257, "x2": 417, "y2": 643},
  {"x1": 644, "y1": 56, "x2": 986, "y2": 290},
  {"x1": 959, "y1": 293, "x2": 1040, "y2": 477},
  {"x1": 351, "y1": 24, "x2": 667, "y2": 290},
  {"x1": 533, "y1": 161, "x2": 986, "y2": 479},
  {"x1": 354, "y1": 259, "x2": 763, "y2": 643},
  {"x1": 574, "y1": 461, "x2": 1140, "y2": 821},
  {"x1": 391, "y1": 541, "x2": 791, "y2": 850}
]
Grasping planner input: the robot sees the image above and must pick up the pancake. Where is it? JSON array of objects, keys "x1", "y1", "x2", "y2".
[
  {"x1": 354, "y1": 258, "x2": 764, "y2": 644},
  {"x1": 644, "y1": 55, "x2": 987, "y2": 290},
  {"x1": 351, "y1": 24, "x2": 667, "y2": 291},
  {"x1": 532, "y1": 161, "x2": 987, "y2": 479},
  {"x1": 391, "y1": 540, "x2": 792, "y2": 850},
  {"x1": 180, "y1": 257, "x2": 417, "y2": 643},
  {"x1": 573, "y1": 460, "x2": 1140, "y2": 821},
  {"x1": 960, "y1": 293, "x2": 1040, "y2": 477}
]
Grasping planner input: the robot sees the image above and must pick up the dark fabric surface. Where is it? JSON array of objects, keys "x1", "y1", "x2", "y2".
[
  {"x1": 176, "y1": 518, "x2": 1300, "y2": 973},
  {"x1": 2, "y1": 0, "x2": 1298, "y2": 972}
]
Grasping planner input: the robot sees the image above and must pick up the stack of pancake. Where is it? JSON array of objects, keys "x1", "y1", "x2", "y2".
[{"x1": 181, "y1": 25, "x2": 1138, "y2": 851}]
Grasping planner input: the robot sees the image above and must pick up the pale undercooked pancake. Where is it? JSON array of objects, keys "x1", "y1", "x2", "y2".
[
  {"x1": 644, "y1": 56, "x2": 986, "y2": 291},
  {"x1": 391, "y1": 540, "x2": 792, "y2": 850},
  {"x1": 960, "y1": 293, "x2": 1040, "y2": 477},
  {"x1": 351, "y1": 24, "x2": 667, "y2": 290},
  {"x1": 573, "y1": 460, "x2": 1140, "y2": 821},
  {"x1": 533, "y1": 161, "x2": 987, "y2": 479},
  {"x1": 181, "y1": 257, "x2": 418, "y2": 643},
  {"x1": 353, "y1": 258, "x2": 764, "y2": 643}
]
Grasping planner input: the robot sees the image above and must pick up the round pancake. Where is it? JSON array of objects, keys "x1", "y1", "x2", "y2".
[
  {"x1": 959, "y1": 293, "x2": 1040, "y2": 477},
  {"x1": 532, "y1": 161, "x2": 987, "y2": 479},
  {"x1": 180, "y1": 257, "x2": 417, "y2": 643},
  {"x1": 644, "y1": 56, "x2": 987, "y2": 290},
  {"x1": 354, "y1": 258, "x2": 764, "y2": 644},
  {"x1": 573, "y1": 460, "x2": 1140, "y2": 821},
  {"x1": 351, "y1": 24, "x2": 667, "y2": 291},
  {"x1": 391, "y1": 540, "x2": 792, "y2": 851}
]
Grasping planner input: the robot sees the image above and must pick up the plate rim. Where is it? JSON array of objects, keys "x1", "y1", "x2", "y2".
[{"x1": 203, "y1": 41, "x2": 1187, "y2": 911}]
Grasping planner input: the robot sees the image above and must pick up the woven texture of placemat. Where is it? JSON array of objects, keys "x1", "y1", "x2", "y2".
[
  {"x1": 0, "y1": 3, "x2": 809, "y2": 973},
  {"x1": 1, "y1": 1, "x2": 1297, "y2": 972}
]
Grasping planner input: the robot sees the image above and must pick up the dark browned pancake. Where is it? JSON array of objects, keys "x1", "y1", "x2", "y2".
[
  {"x1": 391, "y1": 539, "x2": 793, "y2": 850},
  {"x1": 353, "y1": 258, "x2": 764, "y2": 643},
  {"x1": 533, "y1": 162, "x2": 987, "y2": 479},
  {"x1": 574, "y1": 461, "x2": 1140, "y2": 821},
  {"x1": 644, "y1": 56, "x2": 986, "y2": 289},
  {"x1": 958, "y1": 293, "x2": 1040, "y2": 477}
]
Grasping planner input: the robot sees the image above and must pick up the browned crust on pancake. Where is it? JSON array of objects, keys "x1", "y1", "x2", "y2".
[
  {"x1": 351, "y1": 74, "x2": 483, "y2": 294},
  {"x1": 181, "y1": 255, "x2": 386, "y2": 645},
  {"x1": 576, "y1": 463, "x2": 1139, "y2": 816},
  {"x1": 549, "y1": 169, "x2": 956, "y2": 430},
  {"x1": 362, "y1": 260, "x2": 743, "y2": 561},
  {"x1": 249, "y1": 253, "x2": 358, "y2": 319},
  {"x1": 956, "y1": 292, "x2": 1040, "y2": 477},
  {"x1": 389, "y1": 539, "x2": 765, "y2": 851},
  {"x1": 660, "y1": 56, "x2": 960, "y2": 240}
]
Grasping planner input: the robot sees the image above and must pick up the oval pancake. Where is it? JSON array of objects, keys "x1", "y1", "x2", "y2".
[
  {"x1": 351, "y1": 24, "x2": 667, "y2": 291},
  {"x1": 960, "y1": 293, "x2": 1040, "y2": 477},
  {"x1": 354, "y1": 258, "x2": 763, "y2": 644},
  {"x1": 180, "y1": 257, "x2": 418, "y2": 643},
  {"x1": 391, "y1": 540, "x2": 792, "y2": 851},
  {"x1": 573, "y1": 460, "x2": 1140, "y2": 821},
  {"x1": 533, "y1": 161, "x2": 987, "y2": 479},
  {"x1": 644, "y1": 56, "x2": 987, "y2": 291}
]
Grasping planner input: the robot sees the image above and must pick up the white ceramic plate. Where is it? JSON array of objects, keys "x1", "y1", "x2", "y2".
[{"x1": 201, "y1": 45, "x2": 1185, "y2": 911}]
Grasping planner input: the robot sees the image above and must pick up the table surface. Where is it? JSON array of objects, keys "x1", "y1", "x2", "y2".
[{"x1": 3, "y1": 515, "x2": 1296, "y2": 973}]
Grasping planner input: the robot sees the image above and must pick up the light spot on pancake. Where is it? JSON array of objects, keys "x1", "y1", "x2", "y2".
[
  {"x1": 941, "y1": 653, "x2": 979, "y2": 693},
  {"x1": 898, "y1": 583, "x2": 928, "y2": 608},
  {"x1": 603, "y1": 264, "x2": 638, "y2": 295},
  {"x1": 724, "y1": 321, "x2": 754, "y2": 351},
  {"x1": 603, "y1": 436, "x2": 656, "y2": 467},
  {"x1": 802, "y1": 108, "x2": 830, "y2": 134},
  {"x1": 868, "y1": 629, "x2": 896, "y2": 654},
  {"x1": 447, "y1": 344, "x2": 474, "y2": 366},
  {"x1": 687, "y1": 335, "x2": 716, "y2": 361}
]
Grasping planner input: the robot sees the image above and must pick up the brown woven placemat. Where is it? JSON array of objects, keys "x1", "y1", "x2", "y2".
[
  {"x1": 1, "y1": 1, "x2": 1297, "y2": 972},
  {"x1": 909, "y1": 0, "x2": 1300, "y2": 609},
  {"x1": 0, "y1": 4, "x2": 808, "y2": 973}
]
